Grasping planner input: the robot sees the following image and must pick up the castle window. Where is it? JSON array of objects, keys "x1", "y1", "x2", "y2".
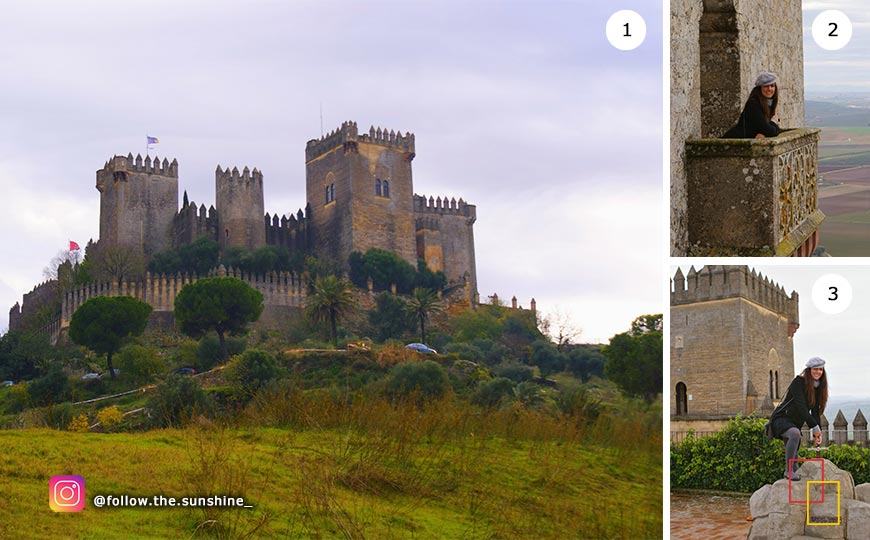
[
  {"x1": 375, "y1": 179, "x2": 382, "y2": 196},
  {"x1": 769, "y1": 370, "x2": 774, "y2": 399},
  {"x1": 325, "y1": 183, "x2": 335, "y2": 204},
  {"x1": 676, "y1": 382, "x2": 688, "y2": 415},
  {"x1": 775, "y1": 371, "x2": 780, "y2": 399},
  {"x1": 383, "y1": 180, "x2": 389, "y2": 198}
]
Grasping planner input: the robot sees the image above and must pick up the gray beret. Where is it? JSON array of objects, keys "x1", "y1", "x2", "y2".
[
  {"x1": 755, "y1": 71, "x2": 777, "y2": 87},
  {"x1": 806, "y1": 357, "x2": 826, "y2": 368}
]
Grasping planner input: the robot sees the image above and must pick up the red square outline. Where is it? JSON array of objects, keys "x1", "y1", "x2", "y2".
[{"x1": 788, "y1": 458, "x2": 825, "y2": 505}]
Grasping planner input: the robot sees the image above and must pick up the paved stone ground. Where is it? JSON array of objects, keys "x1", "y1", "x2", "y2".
[{"x1": 670, "y1": 492, "x2": 752, "y2": 540}]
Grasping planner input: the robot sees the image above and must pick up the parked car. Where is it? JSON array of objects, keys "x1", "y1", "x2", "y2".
[
  {"x1": 174, "y1": 367, "x2": 197, "y2": 376},
  {"x1": 1, "y1": 380, "x2": 13, "y2": 387},
  {"x1": 81, "y1": 373, "x2": 101, "y2": 380},
  {"x1": 405, "y1": 343, "x2": 437, "y2": 354}
]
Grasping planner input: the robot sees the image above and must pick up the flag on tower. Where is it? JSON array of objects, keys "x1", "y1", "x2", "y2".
[
  {"x1": 147, "y1": 136, "x2": 159, "y2": 145},
  {"x1": 69, "y1": 240, "x2": 81, "y2": 251}
]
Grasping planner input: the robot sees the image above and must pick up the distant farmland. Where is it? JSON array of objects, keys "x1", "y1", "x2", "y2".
[{"x1": 817, "y1": 127, "x2": 870, "y2": 255}]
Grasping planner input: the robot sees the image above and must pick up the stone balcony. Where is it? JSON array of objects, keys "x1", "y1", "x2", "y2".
[{"x1": 685, "y1": 127, "x2": 824, "y2": 256}]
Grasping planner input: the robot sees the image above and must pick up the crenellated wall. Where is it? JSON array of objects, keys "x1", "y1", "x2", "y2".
[
  {"x1": 264, "y1": 206, "x2": 310, "y2": 251},
  {"x1": 61, "y1": 266, "x2": 307, "y2": 328},
  {"x1": 414, "y1": 194, "x2": 477, "y2": 296},
  {"x1": 174, "y1": 200, "x2": 218, "y2": 246}
]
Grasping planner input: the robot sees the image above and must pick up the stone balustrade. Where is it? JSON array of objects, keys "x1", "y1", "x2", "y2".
[{"x1": 685, "y1": 127, "x2": 824, "y2": 256}]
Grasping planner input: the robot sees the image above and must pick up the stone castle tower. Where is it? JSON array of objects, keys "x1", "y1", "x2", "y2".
[
  {"x1": 96, "y1": 154, "x2": 179, "y2": 258},
  {"x1": 671, "y1": 266, "x2": 799, "y2": 432},
  {"x1": 215, "y1": 165, "x2": 266, "y2": 250},
  {"x1": 305, "y1": 121, "x2": 418, "y2": 267}
]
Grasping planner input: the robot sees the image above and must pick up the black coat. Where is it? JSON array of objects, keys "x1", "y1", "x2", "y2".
[
  {"x1": 769, "y1": 375, "x2": 822, "y2": 438},
  {"x1": 722, "y1": 97, "x2": 781, "y2": 139}
]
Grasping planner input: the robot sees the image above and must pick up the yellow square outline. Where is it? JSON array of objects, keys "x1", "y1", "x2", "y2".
[{"x1": 806, "y1": 480, "x2": 841, "y2": 526}]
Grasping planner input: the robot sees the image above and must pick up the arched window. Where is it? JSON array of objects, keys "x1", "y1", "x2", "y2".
[
  {"x1": 769, "y1": 370, "x2": 774, "y2": 399},
  {"x1": 676, "y1": 382, "x2": 688, "y2": 415},
  {"x1": 330, "y1": 183, "x2": 335, "y2": 202},
  {"x1": 775, "y1": 371, "x2": 780, "y2": 399},
  {"x1": 383, "y1": 180, "x2": 389, "y2": 198},
  {"x1": 325, "y1": 186, "x2": 330, "y2": 204},
  {"x1": 375, "y1": 179, "x2": 382, "y2": 196}
]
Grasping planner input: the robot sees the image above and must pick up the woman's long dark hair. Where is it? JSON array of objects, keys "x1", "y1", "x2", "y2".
[
  {"x1": 748, "y1": 84, "x2": 778, "y2": 122},
  {"x1": 801, "y1": 367, "x2": 828, "y2": 415}
]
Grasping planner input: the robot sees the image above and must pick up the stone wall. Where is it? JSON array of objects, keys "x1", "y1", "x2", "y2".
[
  {"x1": 414, "y1": 195, "x2": 478, "y2": 295},
  {"x1": 671, "y1": 266, "x2": 797, "y2": 418},
  {"x1": 670, "y1": 0, "x2": 805, "y2": 255}
]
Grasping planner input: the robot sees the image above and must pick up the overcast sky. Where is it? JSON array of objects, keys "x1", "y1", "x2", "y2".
[
  {"x1": 803, "y1": 1, "x2": 870, "y2": 92},
  {"x1": 0, "y1": 0, "x2": 662, "y2": 344},
  {"x1": 672, "y1": 264, "x2": 870, "y2": 399}
]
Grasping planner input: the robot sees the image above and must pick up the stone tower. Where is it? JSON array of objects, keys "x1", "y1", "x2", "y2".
[
  {"x1": 96, "y1": 154, "x2": 179, "y2": 258},
  {"x1": 414, "y1": 195, "x2": 478, "y2": 298},
  {"x1": 215, "y1": 165, "x2": 266, "y2": 251},
  {"x1": 305, "y1": 121, "x2": 417, "y2": 267},
  {"x1": 671, "y1": 266, "x2": 799, "y2": 431}
]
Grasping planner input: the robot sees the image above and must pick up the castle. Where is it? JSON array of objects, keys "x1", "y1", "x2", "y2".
[
  {"x1": 9, "y1": 121, "x2": 480, "y2": 334},
  {"x1": 670, "y1": 266, "x2": 799, "y2": 433}
]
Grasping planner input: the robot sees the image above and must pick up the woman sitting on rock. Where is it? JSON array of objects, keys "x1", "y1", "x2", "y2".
[
  {"x1": 722, "y1": 71, "x2": 781, "y2": 139},
  {"x1": 768, "y1": 357, "x2": 828, "y2": 481}
]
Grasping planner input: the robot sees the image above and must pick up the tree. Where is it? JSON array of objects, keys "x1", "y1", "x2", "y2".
[
  {"x1": 368, "y1": 292, "x2": 415, "y2": 342},
  {"x1": 603, "y1": 314, "x2": 663, "y2": 402},
  {"x1": 408, "y1": 287, "x2": 443, "y2": 344},
  {"x1": 0, "y1": 330, "x2": 56, "y2": 380},
  {"x1": 91, "y1": 244, "x2": 145, "y2": 285},
  {"x1": 174, "y1": 277, "x2": 264, "y2": 361},
  {"x1": 306, "y1": 275, "x2": 355, "y2": 346},
  {"x1": 69, "y1": 296, "x2": 153, "y2": 379}
]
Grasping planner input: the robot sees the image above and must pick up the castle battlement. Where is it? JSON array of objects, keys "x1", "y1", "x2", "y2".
[
  {"x1": 305, "y1": 120, "x2": 415, "y2": 161},
  {"x1": 414, "y1": 194, "x2": 476, "y2": 218},
  {"x1": 100, "y1": 153, "x2": 179, "y2": 178},
  {"x1": 671, "y1": 266, "x2": 799, "y2": 324},
  {"x1": 215, "y1": 165, "x2": 263, "y2": 186}
]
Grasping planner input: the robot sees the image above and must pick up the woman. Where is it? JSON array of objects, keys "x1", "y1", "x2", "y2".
[
  {"x1": 768, "y1": 357, "x2": 828, "y2": 480},
  {"x1": 722, "y1": 71, "x2": 781, "y2": 139}
]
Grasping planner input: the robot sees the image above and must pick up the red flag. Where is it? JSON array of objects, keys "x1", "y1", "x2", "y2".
[{"x1": 69, "y1": 241, "x2": 80, "y2": 251}]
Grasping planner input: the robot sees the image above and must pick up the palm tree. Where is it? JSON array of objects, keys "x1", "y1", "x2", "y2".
[
  {"x1": 306, "y1": 275, "x2": 356, "y2": 346},
  {"x1": 408, "y1": 287, "x2": 443, "y2": 344}
]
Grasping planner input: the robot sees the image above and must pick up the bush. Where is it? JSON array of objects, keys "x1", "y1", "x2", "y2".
[
  {"x1": 555, "y1": 383, "x2": 601, "y2": 420},
  {"x1": 368, "y1": 292, "x2": 415, "y2": 342},
  {"x1": 471, "y1": 377, "x2": 515, "y2": 408},
  {"x1": 28, "y1": 369, "x2": 71, "y2": 406},
  {"x1": 116, "y1": 345, "x2": 163, "y2": 385},
  {"x1": 493, "y1": 362, "x2": 534, "y2": 383},
  {"x1": 225, "y1": 349, "x2": 280, "y2": 395},
  {"x1": 445, "y1": 342, "x2": 484, "y2": 363},
  {"x1": 385, "y1": 360, "x2": 449, "y2": 403},
  {"x1": 197, "y1": 335, "x2": 246, "y2": 370},
  {"x1": 670, "y1": 416, "x2": 786, "y2": 492},
  {"x1": 147, "y1": 375, "x2": 212, "y2": 427}
]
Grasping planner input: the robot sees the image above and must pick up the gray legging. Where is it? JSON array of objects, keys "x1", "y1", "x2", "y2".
[{"x1": 783, "y1": 427, "x2": 802, "y2": 474}]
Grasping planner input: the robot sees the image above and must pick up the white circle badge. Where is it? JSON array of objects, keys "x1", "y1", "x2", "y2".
[
  {"x1": 811, "y1": 274, "x2": 852, "y2": 315},
  {"x1": 812, "y1": 10, "x2": 852, "y2": 51},
  {"x1": 606, "y1": 10, "x2": 646, "y2": 51}
]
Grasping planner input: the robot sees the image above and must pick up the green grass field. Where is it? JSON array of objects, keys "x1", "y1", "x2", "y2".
[{"x1": 0, "y1": 386, "x2": 662, "y2": 540}]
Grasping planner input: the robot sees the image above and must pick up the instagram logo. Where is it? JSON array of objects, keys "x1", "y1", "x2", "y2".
[{"x1": 49, "y1": 475, "x2": 85, "y2": 512}]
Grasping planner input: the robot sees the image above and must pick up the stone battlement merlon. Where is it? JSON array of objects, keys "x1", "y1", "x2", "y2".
[
  {"x1": 99, "y1": 154, "x2": 179, "y2": 178},
  {"x1": 413, "y1": 194, "x2": 476, "y2": 218},
  {"x1": 215, "y1": 165, "x2": 263, "y2": 185},
  {"x1": 671, "y1": 266, "x2": 799, "y2": 324},
  {"x1": 305, "y1": 121, "x2": 415, "y2": 161}
]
